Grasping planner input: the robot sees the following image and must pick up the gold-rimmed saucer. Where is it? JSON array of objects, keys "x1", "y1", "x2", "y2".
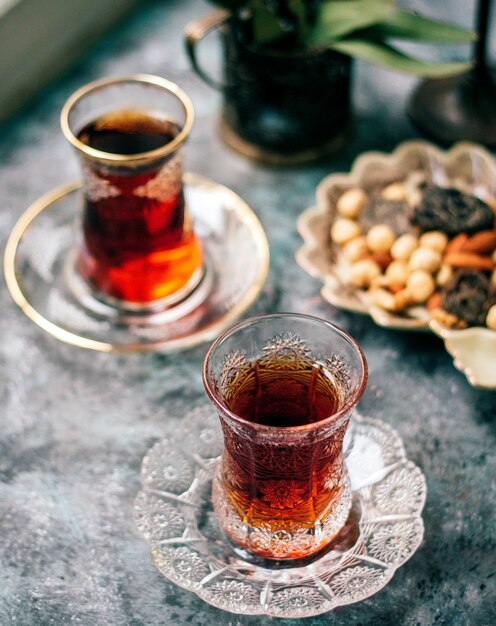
[{"x1": 4, "y1": 174, "x2": 269, "y2": 353}]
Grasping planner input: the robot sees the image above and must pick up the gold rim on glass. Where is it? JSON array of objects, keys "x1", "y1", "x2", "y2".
[
  {"x1": 3, "y1": 174, "x2": 270, "y2": 353},
  {"x1": 60, "y1": 74, "x2": 195, "y2": 164}
]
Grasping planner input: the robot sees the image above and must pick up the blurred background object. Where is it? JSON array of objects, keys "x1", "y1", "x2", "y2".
[
  {"x1": 185, "y1": 0, "x2": 474, "y2": 164},
  {"x1": 0, "y1": 0, "x2": 141, "y2": 124},
  {"x1": 409, "y1": 0, "x2": 496, "y2": 146}
]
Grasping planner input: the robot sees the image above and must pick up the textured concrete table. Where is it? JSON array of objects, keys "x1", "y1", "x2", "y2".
[{"x1": 1, "y1": 1, "x2": 495, "y2": 624}]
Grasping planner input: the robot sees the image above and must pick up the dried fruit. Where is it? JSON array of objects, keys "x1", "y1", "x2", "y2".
[
  {"x1": 442, "y1": 270, "x2": 496, "y2": 326},
  {"x1": 459, "y1": 230, "x2": 496, "y2": 255},
  {"x1": 371, "y1": 251, "x2": 393, "y2": 270},
  {"x1": 444, "y1": 252, "x2": 494, "y2": 271},
  {"x1": 361, "y1": 198, "x2": 411, "y2": 234},
  {"x1": 446, "y1": 233, "x2": 469, "y2": 254},
  {"x1": 412, "y1": 187, "x2": 495, "y2": 235},
  {"x1": 427, "y1": 292, "x2": 443, "y2": 311}
]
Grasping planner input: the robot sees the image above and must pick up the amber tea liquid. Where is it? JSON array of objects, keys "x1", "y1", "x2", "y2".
[
  {"x1": 218, "y1": 358, "x2": 349, "y2": 559},
  {"x1": 77, "y1": 109, "x2": 202, "y2": 304}
]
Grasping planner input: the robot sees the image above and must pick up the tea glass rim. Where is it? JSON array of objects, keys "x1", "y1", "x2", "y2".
[
  {"x1": 60, "y1": 74, "x2": 195, "y2": 164},
  {"x1": 203, "y1": 312, "x2": 368, "y2": 434}
]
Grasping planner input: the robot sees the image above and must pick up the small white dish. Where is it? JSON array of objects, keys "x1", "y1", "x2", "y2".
[{"x1": 430, "y1": 321, "x2": 496, "y2": 389}]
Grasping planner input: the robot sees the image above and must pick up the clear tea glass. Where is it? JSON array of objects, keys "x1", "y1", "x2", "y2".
[
  {"x1": 203, "y1": 313, "x2": 368, "y2": 562},
  {"x1": 61, "y1": 75, "x2": 203, "y2": 308}
]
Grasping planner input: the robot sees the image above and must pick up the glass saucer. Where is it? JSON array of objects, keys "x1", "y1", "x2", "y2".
[
  {"x1": 3, "y1": 174, "x2": 269, "y2": 353},
  {"x1": 134, "y1": 407, "x2": 426, "y2": 618}
]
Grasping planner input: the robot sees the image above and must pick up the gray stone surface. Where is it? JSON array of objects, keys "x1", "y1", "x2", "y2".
[{"x1": 1, "y1": 1, "x2": 495, "y2": 625}]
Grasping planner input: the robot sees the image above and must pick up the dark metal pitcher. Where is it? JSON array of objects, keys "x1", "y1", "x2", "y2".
[{"x1": 185, "y1": 11, "x2": 352, "y2": 164}]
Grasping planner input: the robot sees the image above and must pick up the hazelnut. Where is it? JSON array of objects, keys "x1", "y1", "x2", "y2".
[
  {"x1": 385, "y1": 260, "x2": 409, "y2": 285},
  {"x1": 368, "y1": 288, "x2": 396, "y2": 311},
  {"x1": 419, "y1": 231, "x2": 449, "y2": 253},
  {"x1": 370, "y1": 275, "x2": 393, "y2": 289},
  {"x1": 407, "y1": 188, "x2": 423, "y2": 208},
  {"x1": 349, "y1": 259, "x2": 381, "y2": 288},
  {"x1": 491, "y1": 269, "x2": 496, "y2": 289},
  {"x1": 366, "y1": 224, "x2": 396, "y2": 253},
  {"x1": 331, "y1": 218, "x2": 362, "y2": 245},
  {"x1": 404, "y1": 172, "x2": 426, "y2": 207},
  {"x1": 406, "y1": 270, "x2": 436, "y2": 303},
  {"x1": 342, "y1": 236, "x2": 369, "y2": 262},
  {"x1": 436, "y1": 264, "x2": 454, "y2": 288},
  {"x1": 409, "y1": 247, "x2": 442, "y2": 273},
  {"x1": 391, "y1": 233, "x2": 418, "y2": 260},
  {"x1": 336, "y1": 188, "x2": 367, "y2": 219},
  {"x1": 382, "y1": 182, "x2": 407, "y2": 201},
  {"x1": 486, "y1": 304, "x2": 496, "y2": 330}
]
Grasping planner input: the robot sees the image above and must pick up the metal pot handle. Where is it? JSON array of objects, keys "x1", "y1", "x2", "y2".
[{"x1": 184, "y1": 10, "x2": 229, "y2": 91}]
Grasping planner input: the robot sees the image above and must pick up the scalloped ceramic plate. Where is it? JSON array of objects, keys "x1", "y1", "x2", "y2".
[
  {"x1": 296, "y1": 140, "x2": 496, "y2": 388},
  {"x1": 134, "y1": 406, "x2": 426, "y2": 618},
  {"x1": 430, "y1": 321, "x2": 496, "y2": 389}
]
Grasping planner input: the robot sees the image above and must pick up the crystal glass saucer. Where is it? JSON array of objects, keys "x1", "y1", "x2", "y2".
[
  {"x1": 3, "y1": 174, "x2": 269, "y2": 353},
  {"x1": 134, "y1": 406, "x2": 426, "y2": 618}
]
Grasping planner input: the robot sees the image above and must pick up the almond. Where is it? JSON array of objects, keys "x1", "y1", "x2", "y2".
[
  {"x1": 459, "y1": 230, "x2": 496, "y2": 255},
  {"x1": 445, "y1": 233, "x2": 469, "y2": 255},
  {"x1": 427, "y1": 292, "x2": 443, "y2": 311},
  {"x1": 444, "y1": 252, "x2": 494, "y2": 271},
  {"x1": 389, "y1": 283, "x2": 406, "y2": 295}
]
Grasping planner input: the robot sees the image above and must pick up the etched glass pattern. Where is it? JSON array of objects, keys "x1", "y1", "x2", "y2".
[
  {"x1": 134, "y1": 407, "x2": 426, "y2": 618},
  {"x1": 205, "y1": 321, "x2": 366, "y2": 561}
]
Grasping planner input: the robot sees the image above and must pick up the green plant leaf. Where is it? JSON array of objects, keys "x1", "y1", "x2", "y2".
[
  {"x1": 319, "y1": 0, "x2": 394, "y2": 21},
  {"x1": 288, "y1": 0, "x2": 310, "y2": 43},
  {"x1": 251, "y1": 0, "x2": 286, "y2": 46},
  {"x1": 330, "y1": 38, "x2": 472, "y2": 77},
  {"x1": 309, "y1": 0, "x2": 394, "y2": 45},
  {"x1": 365, "y1": 10, "x2": 476, "y2": 43},
  {"x1": 208, "y1": 0, "x2": 245, "y2": 9}
]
